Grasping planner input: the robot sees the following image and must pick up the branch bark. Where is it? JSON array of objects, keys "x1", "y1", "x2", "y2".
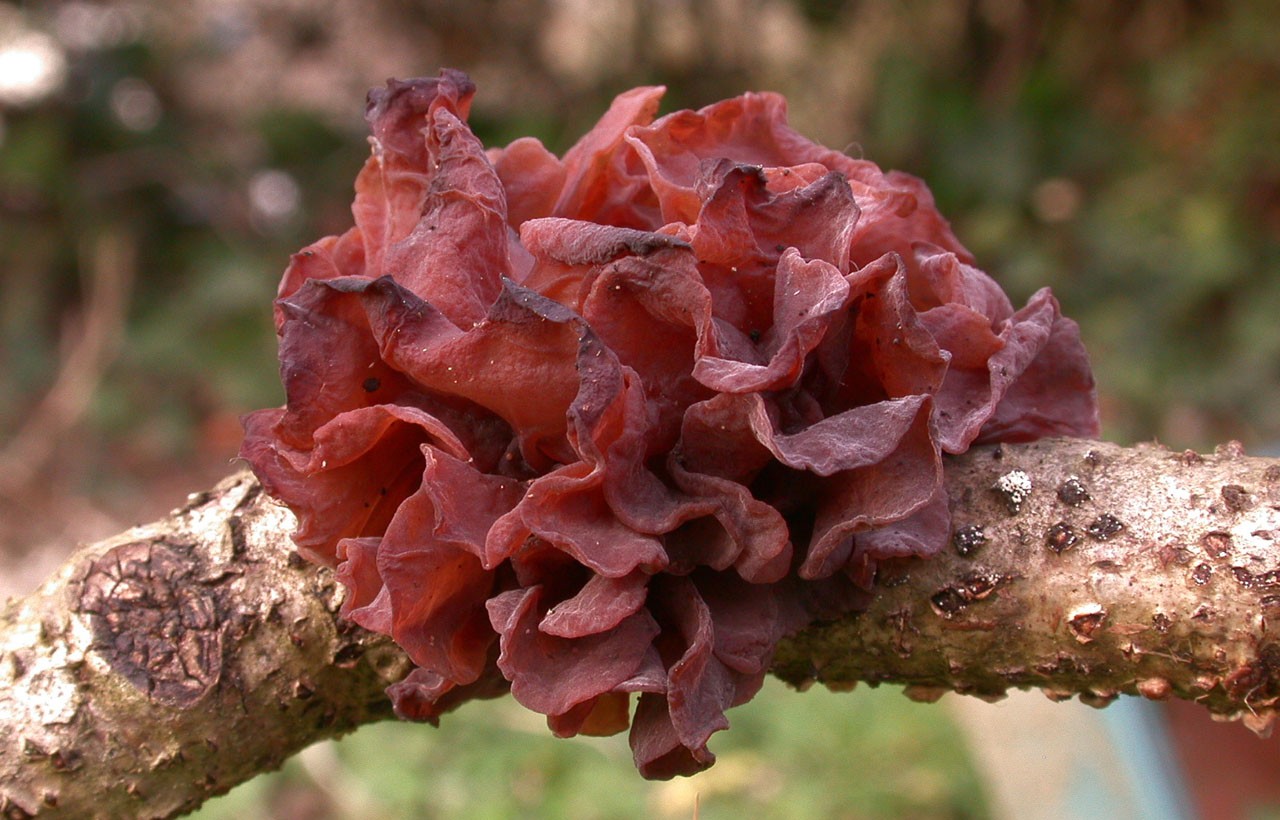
[{"x1": 4, "y1": 437, "x2": 1280, "y2": 817}]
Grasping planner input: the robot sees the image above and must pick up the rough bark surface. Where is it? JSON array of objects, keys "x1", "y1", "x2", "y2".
[
  {"x1": 3, "y1": 438, "x2": 1280, "y2": 817},
  {"x1": 772, "y1": 437, "x2": 1280, "y2": 729},
  {"x1": 0, "y1": 473, "x2": 414, "y2": 819}
]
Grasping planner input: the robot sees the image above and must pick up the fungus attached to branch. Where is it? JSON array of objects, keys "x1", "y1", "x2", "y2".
[{"x1": 240, "y1": 69, "x2": 1099, "y2": 779}]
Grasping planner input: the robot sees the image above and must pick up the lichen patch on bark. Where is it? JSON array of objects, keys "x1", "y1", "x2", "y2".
[{"x1": 76, "y1": 540, "x2": 226, "y2": 708}]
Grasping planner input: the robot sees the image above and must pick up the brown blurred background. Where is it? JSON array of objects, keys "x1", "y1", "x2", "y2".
[{"x1": 1, "y1": 2, "x2": 1278, "y2": 817}]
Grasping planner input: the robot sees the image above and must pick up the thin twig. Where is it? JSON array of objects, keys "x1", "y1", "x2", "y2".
[{"x1": 0, "y1": 227, "x2": 135, "y2": 495}]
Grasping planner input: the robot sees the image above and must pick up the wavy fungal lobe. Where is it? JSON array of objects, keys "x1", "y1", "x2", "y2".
[{"x1": 241, "y1": 68, "x2": 1098, "y2": 778}]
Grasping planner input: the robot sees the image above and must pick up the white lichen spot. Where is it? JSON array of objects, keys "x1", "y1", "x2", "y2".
[
  {"x1": 994, "y1": 469, "x2": 1033, "y2": 514},
  {"x1": 0, "y1": 619, "x2": 83, "y2": 730},
  {"x1": 1158, "y1": 474, "x2": 1193, "y2": 504}
]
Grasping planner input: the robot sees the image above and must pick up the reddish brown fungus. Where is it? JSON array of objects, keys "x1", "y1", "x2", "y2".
[
  {"x1": 1221, "y1": 484, "x2": 1250, "y2": 511},
  {"x1": 951, "y1": 524, "x2": 986, "y2": 557},
  {"x1": 1045, "y1": 522, "x2": 1081, "y2": 554},
  {"x1": 240, "y1": 69, "x2": 1099, "y2": 778},
  {"x1": 1066, "y1": 605, "x2": 1107, "y2": 644},
  {"x1": 1085, "y1": 513, "x2": 1124, "y2": 541},
  {"x1": 1056, "y1": 476, "x2": 1090, "y2": 506},
  {"x1": 1136, "y1": 677, "x2": 1172, "y2": 701},
  {"x1": 1202, "y1": 530, "x2": 1233, "y2": 558}
]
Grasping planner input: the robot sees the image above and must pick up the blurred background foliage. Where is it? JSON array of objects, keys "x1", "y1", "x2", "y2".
[{"x1": 0, "y1": 0, "x2": 1277, "y2": 817}]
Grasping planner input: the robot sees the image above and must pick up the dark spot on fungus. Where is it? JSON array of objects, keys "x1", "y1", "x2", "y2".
[
  {"x1": 1266, "y1": 465, "x2": 1280, "y2": 483},
  {"x1": 1152, "y1": 612, "x2": 1172, "y2": 633},
  {"x1": 1056, "y1": 476, "x2": 1090, "y2": 506},
  {"x1": 1201, "y1": 531, "x2": 1233, "y2": 559},
  {"x1": 1045, "y1": 522, "x2": 1080, "y2": 554},
  {"x1": 1262, "y1": 595, "x2": 1280, "y2": 613},
  {"x1": 1221, "y1": 484, "x2": 1250, "y2": 512},
  {"x1": 362, "y1": 377, "x2": 381, "y2": 393},
  {"x1": 1180, "y1": 449, "x2": 1203, "y2": 466},
  {"x1": 1191, "y1": 563, "x2": 1213, "y2": 586},
  {"x1": 952, "y1": 525, "x2": 986, "y2": 557},
  {"x1": 1084, "y1": 449, "x2": 1102, "y2": 467},
  {"x1": 1086, "y1": 513, "x2": 1124, "y2": 541}
]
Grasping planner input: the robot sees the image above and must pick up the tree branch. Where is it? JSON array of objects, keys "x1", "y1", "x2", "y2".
[
  {"x1": 4, "y1": 437, "x2": 1279, "y2": 817},
  {"x1": 772, "y1": 436, "x2": 1280, "y2": 725},
  {"x1": 0, "y1": 474, "x2": 414, "y2": 819}
]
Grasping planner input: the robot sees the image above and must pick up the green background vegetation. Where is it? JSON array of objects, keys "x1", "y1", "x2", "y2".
[{"x1": 190, "y1": 681, "x2": 987, "y2": 820}]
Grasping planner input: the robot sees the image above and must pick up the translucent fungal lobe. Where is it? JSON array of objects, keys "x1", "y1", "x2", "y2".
[{"x1": 241, "y1": 69, "x2": 1098, "y2": 778}]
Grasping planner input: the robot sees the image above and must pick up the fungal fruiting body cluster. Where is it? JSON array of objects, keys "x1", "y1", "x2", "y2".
[{"x1": 241, "y1": 69, "x2": 1099, "y2": 778}]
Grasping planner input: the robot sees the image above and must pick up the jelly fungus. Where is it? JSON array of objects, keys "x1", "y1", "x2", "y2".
[{"x1": 241, "y1": 69, "x2": 1098, "y2": 778}]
